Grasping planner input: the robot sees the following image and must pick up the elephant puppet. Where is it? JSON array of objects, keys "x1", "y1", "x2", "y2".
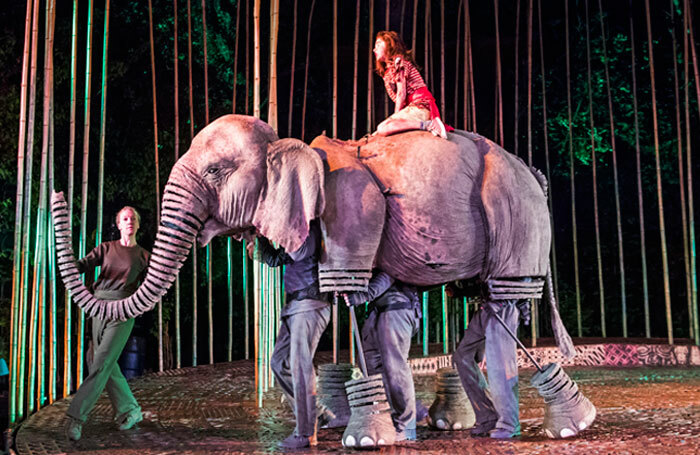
[{"x1": 51, "y1": 114, "x2": 579, "y2": 431}]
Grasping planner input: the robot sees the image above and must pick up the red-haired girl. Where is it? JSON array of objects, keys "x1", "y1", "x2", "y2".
[{"x1": 373, "y1": 31, "x2": 448, "y2": 139}]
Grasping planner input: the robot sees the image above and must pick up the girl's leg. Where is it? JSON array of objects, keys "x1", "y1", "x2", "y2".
[{"x1": 375, "y1": 118, "x2": 424, "y2": 136}]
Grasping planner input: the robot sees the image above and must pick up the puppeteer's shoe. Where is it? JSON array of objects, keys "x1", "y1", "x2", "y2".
[
  {"x1": 395, "y1": 427, "x2": 417, "y2": 442},
  {"x1": 427, "y1": 117, "x2": 448, "y2": 139},
  {"x1": 278, "y1": 432, "x2": 316, "y2": 449},
  {"x1": 470, "y1": 419, "x2": 498, "y2": 437},
  {"x1": 118, "y1": 410, "x2": 143, "y2": 431},
  {"x1": 64, "y1": 417, "x2": 82, "y2": 441},
  {"x1": 489, "y1": 427, "x2": 521, "y2": 439}
]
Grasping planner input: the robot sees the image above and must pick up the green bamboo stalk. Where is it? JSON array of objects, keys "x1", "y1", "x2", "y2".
[
  {"x1": 441, "y1": 286, "x2": 448, "y2": 354},
  {"x1": 584, "y1": 0, "x2": 606, "y2": 338},
  {"x1": 63, "y1": 0, "x2": 78, "y2": 399},
  {"x1": 463, "y1": 297, "x2": 469, "y2": 330},
  {"x1": 629, "y1": 4, "x2": 650, "y2": 337},
  {"x1": 208, "y1": 244, "x2": 213, "y2": 364},
  {"x1": 537, "y1": 0, "x2": 559, "y2": 305},
  {"x1": 10, "y1": 0, "x2": 34, "y2": 424},
  {"x1": 243, "y1": 240, "x2": 249, "y2": 359},
  {"x1": 527, "y1": 0, "x2": 536, "y2": 346},
  {"x1": 422, "y1": 291, "x2": 429, "y2": 356},
  {"x1": 245, "y1": 0, "x2": 249, "y2": 115},
  {"x1": 78, "y1": 0, "x2": 95, "y2": 388},
  {"x1": 18, "y1": 0, "x2": 42, "y2": 419},
  {"x1": 47, "y1": 0, "x2": 56, "y2": 404},
  {"x1": 668, "y1": 0, "x2": 692, "y2": 339},
  {"x1": 684, "y1": 0, "x2": 698, "y2": 345},
  {"x1": 596, "y1": 0, "x2": 627, "y2": 337},
  {"x1": 644, "y1": 0, "x2": 673, "y2": 344}
]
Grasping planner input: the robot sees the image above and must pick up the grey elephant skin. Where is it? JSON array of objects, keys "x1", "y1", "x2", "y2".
[{"x1": 50, "y1": 114, "x2": 551, "y2": 321}]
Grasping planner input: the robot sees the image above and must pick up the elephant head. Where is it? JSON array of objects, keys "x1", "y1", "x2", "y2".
[{"x1": 52, "y1": 115, "x2": 325, "y2": 320}]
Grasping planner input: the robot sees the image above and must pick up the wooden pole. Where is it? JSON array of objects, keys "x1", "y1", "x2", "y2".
[
  {"x1": 352, "y1": 0, "x2": 360, "y2": 140},
  {"x1": 301, "y1": 0, "x2": 316, "y2": 141},
  {"x1": 597, "y1": 0, "x2": 628, "y2": 337},
  {"x1": 644, "y1": 0, "x2": 674, "y2": 344},
  {"x1": 287, "y1": 0, "x2": 297, "y2": 137},
  {"x1": 173, "y1": 0, "x2": 181, "y2": 370},
  {"x1": 628, "y1": 3, "x2": 650, "y2": 337}
]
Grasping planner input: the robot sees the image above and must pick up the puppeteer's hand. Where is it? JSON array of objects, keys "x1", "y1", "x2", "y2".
[
  {"x1": 341, "y1": 292, "x2": 370, "y2": 307},
  {"x1": 246, "y1": 240, "x2": 261, "y2": 262}
]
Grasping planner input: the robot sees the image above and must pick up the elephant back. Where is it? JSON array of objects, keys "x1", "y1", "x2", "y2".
[{"x1": 355, "y1": 132, "x2": 488, "y2": 285}]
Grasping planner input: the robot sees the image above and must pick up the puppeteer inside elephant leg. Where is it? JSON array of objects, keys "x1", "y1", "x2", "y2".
[
  {"x1": 341, "y1": 375, "x2": 397, "y2": 448},
  {"x1": 316, "y1": 363, "x2": 355, "y2": 429},
  {"x1": 427, "y1": 368, "x2": 476, "y2": 431}
]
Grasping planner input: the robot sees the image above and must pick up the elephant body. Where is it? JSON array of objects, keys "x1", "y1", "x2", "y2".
[
  {"x1": 51, "y1": 114, "x2": 551, "y2": 321},
  {"x1": 310, "y1": 130, "x2": 550, "y2": 292}
]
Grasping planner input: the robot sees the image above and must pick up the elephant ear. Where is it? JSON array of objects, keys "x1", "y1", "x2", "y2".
[{"x1": 253, "y1": 138, "x2": 325, "y2": 252}]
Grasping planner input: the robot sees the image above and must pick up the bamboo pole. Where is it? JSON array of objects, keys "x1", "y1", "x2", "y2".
[
  {"x1": 441, "y1": 286, "x2": 448, "y2": 354},
  {"x1": 147, "y1": 0, "x2": 163, "y2": 371},
  {"x1": 422, "y1": 291, "x2": 429, "y2": 356},
  {"x1": 268, "y1": 0, "x2": 279, "y2": 131},
  {"x1": 352, "y1": 0, "x2": 360, "y2": 140},
  {"x1": 301, "y1": 0, "x2": 316, "y2": 141},
  {"x1": 494, "y1": 0, "x2": 503, "y2": 144},
  {"x1": 584, "y1": 0, "x2": 606, "y2": 338},
  {"x1": 253, "y1": 0, "x2": 261, "y2": 405},
  {"x1": 537, "y1": 0, "x2": 558, "y2": 306},
  {"x1": 199, "y1": 0, "x2": 213, "y2": 366},
  {"x1": 440, "y1": 0, "x2": 445, "y2": 121},
  {"x1": 564, "y1": 0, "x2": 582, "y2": 337},
  {"x1": 684, "y1": 0, "x2": 698, "y2": 345},
  {"x1": 246, "y1": 0, "x2": 249, "y2": 114},
  {"x1": 10, "y1": 0, "x2": 34, "y2": 424},
  {"x1": 287, "y1": 0, "x2": 297, "y2": 137},
  {"x1": 629, "y1": 3, "x2": 650, "y2": 338},
  {"x1": 513, "y1": 0, "x2": 520, "y2": 155},
  {"x1": 332, "y1": 0, "x2": 337, "y2": 138},
  {"x1": 400, "y1": 0, "x2": 407, "y2": 38},
  {"x1": 367, "y1": 0, "x2": 374, "y2": 134},
  {"x1": 385, "y1": 0, "x2": 389, "y2": 120},
  {"x1": 464, "y1": 0, "x2": 469, "y2": 129},
  {"x1": 527, "y1": 0, "x2": 536, "y2": 346},
  {"x1": 670, "y1": 0, "x2": 692, "y2": 339},
  {"x1": 412, "y1": 0, "x2": 417, "y2": 54},
  {"x1": 243, "y1": 241, "x2": 249, "y2": 359},
  {"x1": 77, "y1": 0, "x2": 94, "y2": 389},
  {"x1": 173, "y1": 0, "x2": 181, "y2": 370},
  {"x1": 454, "y1": 1, "x2": 462, "y2": 129},
  {"x1": 424, "y1": 0, "x2": 429, "y2": 87},
  {"x1": 232, "y1": 0, "x2": 241, "y2": 114},
  {"x1": 597, "y1": 0, "x2": 628, "y2": 337},
  {"x1": 187, "y1": 0, "x2": 198, "y2": 367},
  {"x1": 644, "y1": 0, "x2": 673, "y2": 344},
  {"x1": 47, "y1": 0, "x2": 57, "y2": 405},
  {"x1": 466, "y1": 0, "x2": 476, "y2": 132},
  {"x1": 63, "y1": 0, "x2": 79, "y2": 399},
  {"x1": 95, "y1": 0, "x2": 110, "y2": 264}
]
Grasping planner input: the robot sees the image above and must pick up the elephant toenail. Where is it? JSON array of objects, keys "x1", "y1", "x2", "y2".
[
  {"x1": 377, "y1": 439, "x2": 386, "y2": 445},
  {"x1": 453, "y1": 422, "x2": 463, "y2": 430},
  {"x1": 578, "y1": 421, "x2": 587, "y2": 430},
  {"x1": 560, "y1": 428, "x2": 576, "y2": 438},
  {"x1": 360, "y1": 436, "x2": 375, "y2": 446},
  {"x1": 436, "y1": 419, "x2": 447, "y2": 429},
  {"x1": 344, "y1": 435, "x2": 356, "y2": 447}
]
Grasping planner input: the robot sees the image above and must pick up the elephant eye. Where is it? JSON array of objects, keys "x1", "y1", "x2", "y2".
[{"x1": 207, "y1": 167, "x2": 220, "y2": 175}]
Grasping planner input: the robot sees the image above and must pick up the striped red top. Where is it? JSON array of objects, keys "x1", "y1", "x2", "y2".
[{"x1": 382, "y1": 57, "x2": 427, "y2": 104}]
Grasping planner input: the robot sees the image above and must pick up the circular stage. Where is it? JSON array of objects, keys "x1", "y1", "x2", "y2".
[{"x1": 15, "y1": 344, "x2": 700, "y2": 455}]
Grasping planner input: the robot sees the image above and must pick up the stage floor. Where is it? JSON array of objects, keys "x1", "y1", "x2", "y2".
[{"x1": 15, "y1": 348, "x2": 700, "y2": 455}]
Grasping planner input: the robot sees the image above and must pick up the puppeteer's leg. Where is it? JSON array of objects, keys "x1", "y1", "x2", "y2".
[
  {"x1": 453, "y1": 305, "x2": 499, "y2": 436},
  {"x1": 271, "y1": 306, "x2": 331, "y2": 446},
  {"x1": 360, "y1": 310, "x2": 383, "y2": 376},
  {"x1": 483, "y1": 301, "x2": 521, "y2": 438},
  {"x1": 375, "y1": 308, "x2": 420, "y2": 439}
]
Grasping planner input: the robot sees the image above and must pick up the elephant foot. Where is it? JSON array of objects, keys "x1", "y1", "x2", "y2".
[
  {"x1": 342, "y1": 374, "x2": 397, "y2": 448},
  {"x1": 531, "y1": 363, "x2": 597, "y2": 438},
  {"x1": 427, "y1": 368, "x2": 476, "y2": 431}
]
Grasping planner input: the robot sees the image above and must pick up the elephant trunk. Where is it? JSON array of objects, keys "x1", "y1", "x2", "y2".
[{"x1": 52, "y1": 166, "x2": 209, "y2": 321}]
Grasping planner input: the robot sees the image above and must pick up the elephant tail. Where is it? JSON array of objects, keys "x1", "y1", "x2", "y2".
[
  {"x1": 530, "y1": 166, "x2": 549, "y2": 200},
  {"x1": 546, "y1": 263, "x2": 576, "y2": 360}
]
